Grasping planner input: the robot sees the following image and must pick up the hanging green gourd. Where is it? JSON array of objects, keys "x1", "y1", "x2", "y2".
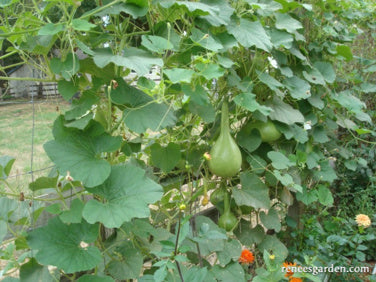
[
  {"x1": 208, "y1": 101, "x2": 242, "y2": 178},
  {"x1": 218, "y1": 189, "x2": 238, "y2": 232}
]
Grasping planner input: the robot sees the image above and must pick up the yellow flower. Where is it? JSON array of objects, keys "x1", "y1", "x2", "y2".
[
  {"x1": 269, "y1": 254, "x2": 275, "y2": 260},
  {"x1": 355, "y1": 214, "x2": 371, "y2": 228}
]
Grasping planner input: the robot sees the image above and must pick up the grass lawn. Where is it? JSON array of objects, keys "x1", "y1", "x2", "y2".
[{"x1": 0, "y1": 99, "x2": 70, "y2": 193}]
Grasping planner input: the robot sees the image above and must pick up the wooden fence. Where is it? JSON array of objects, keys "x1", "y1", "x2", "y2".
[{"x1": 7, "y1": 82, "x2": 59, "y2": 99}]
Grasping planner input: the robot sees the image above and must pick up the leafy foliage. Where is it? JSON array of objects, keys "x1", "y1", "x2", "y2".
[{"x1": 1, "y1": 0, "x2": 376, "y2": 280}]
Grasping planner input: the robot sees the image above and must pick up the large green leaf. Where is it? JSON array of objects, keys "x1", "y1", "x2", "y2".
[
  {"x1": 38, "y1": 23, "x2": 65, "y2": 35},
  {"x1": 267, "y1": 97, "x2": 304, "y2": 124},
  {"x1": 111, "y1": 78, "x2": 176, "y2": 133},
  {"x1": 336, "y1": 44, "x2": 353, "y2": 61},
  {"x1": 29, "y1": 176, "x2": 58, "y2": 191},
  {"x1": 212, "y1": 262, "x2": 245, "y2": 282},
  {"x1": 199, "y1": 0, "x2": 234, "y2": 26},
  {"x1": 195, "y1": 63, "x2": 225, "y2": 80},
  {"x1": 0, "y1": 197, "x2": 42, "y2": 227},
  {"x1": 93, "y1": 47, "x2": 163, "y2": 76},
  {"x1": 20, "y1": 34, "x2": 56, "y2": 55},
  {"x1": 110, "y1": 78, "x2": 150, "y2": 106},
  {"x1": 245, "y1": 0, "x2": 282, "y2": 16},
  {"x1": 44, "y1": 117, "x2": 122, "y2": 187},
  {"x1": 275, "y1": 13, "x2": 303, "y2": 34},
  {"x1": 235, "y1": 221, "x2": 265, "y2": 246},
  {"x1": 190, "y1": 28, "x2": 224, "y2": 52},
  {"x1": 296, "y1": 185, "x2": 317, "y2": 205},
  {"x1": 50, "y1": 53, "x2": 80, "y2": 80},
  {"x1": 333, "y1": 90, "x2": 371, "y2": 123},
  {"x1": 60, "y1": 198, "x2": 84, "y2": 224},
  {"x1": 71, "y1": 19, "x2": 96, "y2": 31},
  {"x1": 124, "y1": 102, "x2": 176, "y2": 133},
  {"x1": 278, "y1": 123, "x2": 308, "y2": 143},
  {"x1": 107, "y1": 241, "x2": 143, "y2": 279},
  {"x1": 273, "y1": 170, "x2": 302, "y2": 193},
  {"x1": 216, "y1": 239, "x2": 242, "y2": 266},
  {"x1": 19, "y1": 258, "x2": 54, "y2": 282},
  {"x1": 182, "y1": 84, "x2": 215, "y2": 122},
  {"x1": 317, "y1": 185, "x2": 333, "y2": 206},
  {"x1": 303, "y1": 67, "x2": 326, "y2": 85},
  {"x1": 267, "y1": 151, "x2": 294, "y2": 170},
  {"x1": 258, "y1": 235, "x2": 288, "y2": 260},
  {"x1": 141, "y1": 35, "x2": 174, "y2": 53},
  {"x1": 64, "y1": 89, "x2": 100, "y2": 120},
  {"x1": 164, "y1": 68, "x2": 195, "y2": 83},
  {"x1": 257, "y1": 71, "x2": 284, "y2": 94},
  {"x1": 312, "y1": 125, "x2": 330, "y2": 143},
  {"x1": 360, "y1": 82, "x2": 376, "y2": 93},
  {"x1": 232, "y1": 172, "x2": 270, "y2": 209},
  {"x1": 172, "y1": 1, "x2": 218, "y2": 15},
  {"x1": 260, "y1": 208, "x2": 281, "y2": 232},
  {"x1": 227, "y1": 19, "x2": 272, "y2": 51},
  {"x1": 313, "y1": 160, "x2": 337, "y2": 183},
  {"x1": 57, "y1": 79, "x2": 79, "y2": 101},
  {"x1": 269, "y1": 29, "x2": 293, "y2": 48},
  {"x1": 313, "y1": 61, "x2": 336, "y2": 84},
  {"x1": 182, "y1": 84, "x2": 210, "y2": 106},
  {"x1": 76, "y1": 275, "x2": 115, "y2": 282},
  {"x1": 283, "y1": 76, "x2": 311, "y2": 100},
  {"x1": 27, "y1": 217, "x2": 101, "y2": 274},
  {"x1": 183, "y1": 267, "x2": 211, "y2": 282},
  {"x1": 150, "y1": 143, "x2": 181, "y2": 172},
  {"x1": 189, "y1": 216, "x2": 226, "y2": 256},
  {"x1": 236, "y1": 128, "x2": 262, "y2": 153},
  {"x1": 82, "y1": 165, "x2": 163, "y2": 228},
  {"x1": 234, "y1": 92, "x2": 272, "y2": 116}
]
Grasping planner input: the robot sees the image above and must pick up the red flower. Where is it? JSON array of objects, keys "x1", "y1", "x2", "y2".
[{"x1": 238, "y1": 249, "x2": 254, "y2": 264}]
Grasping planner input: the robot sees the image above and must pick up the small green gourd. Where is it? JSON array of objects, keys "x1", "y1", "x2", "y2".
[
  {"x1": 208, "y1": 102, "x2": 242, "y2": 178},
  {"x1": 218, "y1": 189, "x2": 238, "y2": 231}
]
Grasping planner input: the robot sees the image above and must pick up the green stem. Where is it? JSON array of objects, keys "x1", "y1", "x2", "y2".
[
  {"x1": 223, "y1": 187, "x2": 230, "y2": 214},
  {"x1": 0, "y1": 62, "x2": 25, "y2": 70},
  {"x1": 221, "y1": 101, "x2": 230, "y2": 136},
  {"x1": 174, "y1": 214, "x2": 185, "y2": 282},
  {"x1": 0, "y1": 28, "x2": 40, "y2": 38},
  {"x1": 0, "y1": 50, "x2": 18, "y2": 60}
]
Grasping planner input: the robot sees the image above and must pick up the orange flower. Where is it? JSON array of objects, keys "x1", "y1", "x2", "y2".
[
  {"x1": 239, "y1": 249, "x2": 254, "y2": 264},
  {"x1": 289, "y1": 278, "x2": 303, "y2": 282},
  {"x1": 283, "y1": 262, "x2": 297, "y2": 278}
]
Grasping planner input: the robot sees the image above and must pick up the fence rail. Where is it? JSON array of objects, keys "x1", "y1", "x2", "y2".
[{"x1": 7, "y1": 82, "x2": 60, "y2": 98}]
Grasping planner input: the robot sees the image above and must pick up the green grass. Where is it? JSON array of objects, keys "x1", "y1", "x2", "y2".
[{"x1": 0, "y1": 99, "x2": 70, "y2": 193}]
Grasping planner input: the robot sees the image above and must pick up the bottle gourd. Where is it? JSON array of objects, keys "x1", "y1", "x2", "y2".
[
  {"x1": 208, "y1": 102, "x2": 242, "y2": 178},
  {"x1": 218, "y1": 189, "x2": 238, "y2": 231}
]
